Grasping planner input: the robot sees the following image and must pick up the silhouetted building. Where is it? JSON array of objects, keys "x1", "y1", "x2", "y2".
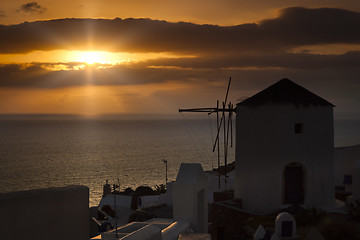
[{"x1": 235, "y1": 78, "x2": 335, "y2": 213}]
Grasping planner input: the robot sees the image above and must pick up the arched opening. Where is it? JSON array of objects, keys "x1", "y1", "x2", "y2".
[{"x1": 283, "y1": 163, "x2": 305, "y2": 205}]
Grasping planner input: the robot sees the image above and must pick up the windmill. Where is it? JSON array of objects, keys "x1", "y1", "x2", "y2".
[{"x1": 179, "y1": 77, "x2": 236, "y2": 189}]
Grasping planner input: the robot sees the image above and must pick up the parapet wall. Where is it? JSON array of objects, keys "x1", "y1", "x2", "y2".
[{"x1": 0, "y1": 185, "x2": 89, "y2": 240}]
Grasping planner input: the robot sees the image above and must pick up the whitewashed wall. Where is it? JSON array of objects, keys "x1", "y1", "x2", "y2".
[{"x1": 235, "y1": 104, "x2": 335, "y2": 213}]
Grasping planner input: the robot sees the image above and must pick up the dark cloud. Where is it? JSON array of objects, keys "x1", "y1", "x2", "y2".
[
  {"x1": 0, "y1": 63, "x2": 191, "y2": 89},
  {"x1": 142, "y1": 51, "x2": 360, "y2": 70},
  {"x1": 0, "y1": 58, "x2": 359, "y2": 89},
  {"x1": 18, "y1": 2, "x2": 46, "y2": 14},
  {"x1": 258, "y1": 7, "x2": 360, "y2": 47},
  {"x1": 0, "y1": 59, "x2": 359, "y2": 116},
  {"x1": 0, "y1": 7, "x2": 359, "y2": 54}
]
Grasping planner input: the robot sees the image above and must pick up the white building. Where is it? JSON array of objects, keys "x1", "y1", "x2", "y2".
[
  {"x1": 235, "y1": 78, "x2": 335, "y2": 214},
  {"x1": 173, "y1": 163, "x2": 208, "y2": 233}
]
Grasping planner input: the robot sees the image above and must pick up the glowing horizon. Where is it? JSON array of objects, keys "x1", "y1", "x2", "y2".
[{"x1": 0, "y1": 50, "x2": 194, "y2": 66}]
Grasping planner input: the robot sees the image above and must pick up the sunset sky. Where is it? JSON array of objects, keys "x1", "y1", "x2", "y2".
[{"x1": 0, "y1": 1, "x2": 359, "y2": 117}]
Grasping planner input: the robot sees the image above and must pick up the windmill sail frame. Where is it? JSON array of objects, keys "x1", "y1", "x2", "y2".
[{"x1": 178, "y1": 77, "x2": 235, "y2": 189}]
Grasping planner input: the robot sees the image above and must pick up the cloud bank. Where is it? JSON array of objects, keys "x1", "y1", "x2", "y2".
[{"x1": 1, "y1": 7, "x2": 359, "y2": 54}]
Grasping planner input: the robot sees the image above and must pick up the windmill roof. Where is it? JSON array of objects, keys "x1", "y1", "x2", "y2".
[{"x1": 237, "y1": 78, "x2": 334, "y2": 107}]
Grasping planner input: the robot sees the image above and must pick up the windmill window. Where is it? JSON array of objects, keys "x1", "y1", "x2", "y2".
[{"x1": 294, "y1": 123, "x2": 303, "y2": 134}]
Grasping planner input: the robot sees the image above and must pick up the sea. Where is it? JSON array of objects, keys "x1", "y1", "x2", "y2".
[{"x1": 0, "y1": 114, "x2": 359, "y2": 207}]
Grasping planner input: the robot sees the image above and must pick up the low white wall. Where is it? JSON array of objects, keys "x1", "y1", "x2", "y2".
[{"x1": 0, "y1": 185, "x2": 89, "y2": 240}]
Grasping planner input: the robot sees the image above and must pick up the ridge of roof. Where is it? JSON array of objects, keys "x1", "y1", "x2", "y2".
[{"x1": 237, "y1": 78, "x2": 334, "y2": 107}]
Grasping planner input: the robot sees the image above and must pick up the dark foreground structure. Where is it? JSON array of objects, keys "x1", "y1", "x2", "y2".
[{"x1": 0, "y1": 185, "x2": 89, "y2": 240}]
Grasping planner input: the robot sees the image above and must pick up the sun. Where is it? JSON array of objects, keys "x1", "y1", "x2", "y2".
[
  {"x1": 67, "y1": 50, "x2": 124, "y2": 65},
  {"x1": 76, "y1": 51, "x2": 108, "y2": 64}
]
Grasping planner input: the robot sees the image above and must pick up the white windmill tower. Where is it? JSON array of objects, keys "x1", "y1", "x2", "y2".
[
  {"x1": 180, "y1": 78, "x2": 336, "y2": 214},
  {"x1": 235, "y1": 78, "x2": 335, "y2": 213}
]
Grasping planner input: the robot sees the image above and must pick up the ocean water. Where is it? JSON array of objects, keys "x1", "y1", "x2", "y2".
[
  {"x1": 0, "y1": 114, "x2": 359, "y2": 207},
  {"x1": 0, "y1": 114, "x2": 231, "y2": 206}
]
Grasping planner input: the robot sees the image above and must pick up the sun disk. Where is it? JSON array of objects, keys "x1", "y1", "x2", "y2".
[{"x1": 75, "y1": 51, "x2": 111, "y2": 64}]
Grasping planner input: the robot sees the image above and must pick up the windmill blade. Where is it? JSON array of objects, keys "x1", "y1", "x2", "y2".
[
  {"x1": 212, "y1": 77, "x2": 232, "y2": 152},
  {"x1": 227, "y1": 103, "x2": 232, "y2": 151},
  {"x1": 224, "y1": 77, "x2": 232, "y2": 105},
  {"x1": 212, "y1": 105, "x2": 236, "y2": 151},
  {"x1": 212, "y1": 104, "x2": 227, "y2": 152}
]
